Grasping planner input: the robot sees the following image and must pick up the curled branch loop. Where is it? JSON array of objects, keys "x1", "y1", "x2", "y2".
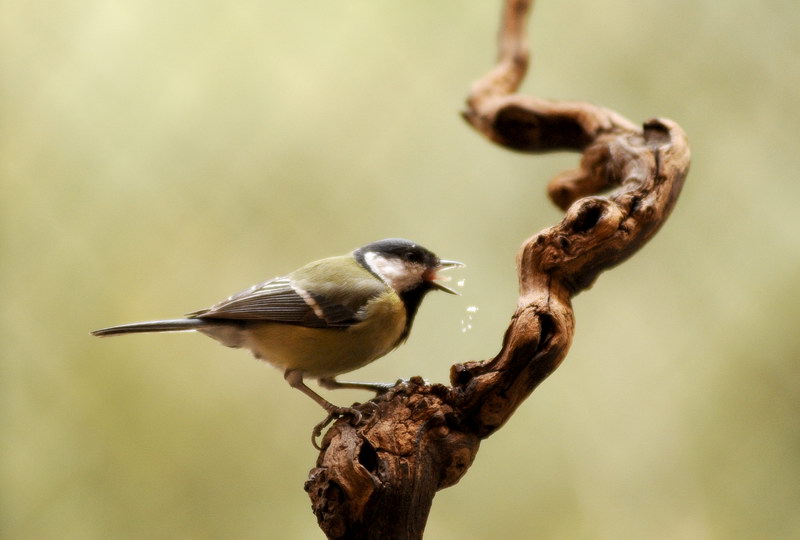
[{"x1": 306, "y1": 1, "x2": 689, "y2": 537}]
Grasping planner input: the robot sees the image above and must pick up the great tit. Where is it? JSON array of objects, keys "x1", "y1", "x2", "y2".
[{"x1": 92, "y1": 238, "x2": 462, "y2": 420}]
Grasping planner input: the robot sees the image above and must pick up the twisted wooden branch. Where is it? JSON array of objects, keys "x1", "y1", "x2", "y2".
[{"x1": 305, "y1": 1, "x2": 690, "y2": 537}]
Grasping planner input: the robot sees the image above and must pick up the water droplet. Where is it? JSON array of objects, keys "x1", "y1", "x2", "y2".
[{"x1": 459, "y1": 305, "x2": 480, "y2": 334}]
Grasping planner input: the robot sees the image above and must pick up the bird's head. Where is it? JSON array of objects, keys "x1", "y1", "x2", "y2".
[{"x1": 354, "y1": 238, "x2": 463, "y2": 295}]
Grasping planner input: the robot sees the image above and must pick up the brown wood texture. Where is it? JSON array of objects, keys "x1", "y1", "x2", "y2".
[{"x1": 305, "y1": 1, "x2": 690, "y2": 537}]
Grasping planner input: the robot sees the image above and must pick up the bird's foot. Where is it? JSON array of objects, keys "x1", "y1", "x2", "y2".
[
  {"x1": 391, "y1": 377, "x2": 429, "y2": 390},
  {"x1": 311, "y1": 405, "x2": 363, "y2": 450}
]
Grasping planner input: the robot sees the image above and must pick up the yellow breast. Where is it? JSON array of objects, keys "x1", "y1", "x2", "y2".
[{"x1": 241, "y1": 290, "x2": 406, "y2": 378}]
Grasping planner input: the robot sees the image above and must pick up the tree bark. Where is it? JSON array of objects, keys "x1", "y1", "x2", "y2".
[{"x1": 305, "y1": 1, "x2": 690, "y2": 537}]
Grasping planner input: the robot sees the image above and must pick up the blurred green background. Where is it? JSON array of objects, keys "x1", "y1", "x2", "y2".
[{"x1": 2, "y1": 0, "x2": 799, "y2": 538}]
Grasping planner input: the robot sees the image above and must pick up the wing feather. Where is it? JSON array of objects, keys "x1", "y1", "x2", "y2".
[{"x1": 188, "y1": 277, "x2": 360, "y2": 328}]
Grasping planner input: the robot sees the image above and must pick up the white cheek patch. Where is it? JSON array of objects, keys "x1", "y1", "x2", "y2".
[{"x1": 364, "y1": 252, "x2": 424, "y2": 292}]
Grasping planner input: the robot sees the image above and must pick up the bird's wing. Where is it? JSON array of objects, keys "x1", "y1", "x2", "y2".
[
  {"x1": 188, "y1": 277, "x2": 358, "y2": 328},
  {"x1": 188, "y1": 260, "x2": 387, "y2": 329}
]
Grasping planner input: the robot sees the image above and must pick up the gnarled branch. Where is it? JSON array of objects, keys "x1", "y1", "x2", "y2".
[{"x1": 305, "y1": 1, "x2": 690, "y2": 538}]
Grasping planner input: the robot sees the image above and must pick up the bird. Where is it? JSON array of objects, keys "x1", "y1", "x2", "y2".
[{"x1": 92, "y1": 238, "x2": 463, "y2": 423}]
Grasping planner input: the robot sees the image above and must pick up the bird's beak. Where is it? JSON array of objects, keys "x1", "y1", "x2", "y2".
[{"x1": 427, "y1": 259, "x2": 465, "y2": 295}]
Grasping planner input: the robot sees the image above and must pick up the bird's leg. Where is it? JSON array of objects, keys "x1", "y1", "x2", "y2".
[
  {"x1": 318, "y1": 376, "x2": 398, "y2": 394},
  {"x1": 284, "y1": 369, "x2": 363, "y2": 419},
  {"x1": 284, "y1": 369, "x2": 363, "y2": 446}
]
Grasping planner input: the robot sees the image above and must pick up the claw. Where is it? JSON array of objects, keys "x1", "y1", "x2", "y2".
[
  {"x1": 336, "y1": 406, "x2": 363, "y2": 425},
  {"x1": 311, "y1": 406, "x2": 363, "y2": 450}
]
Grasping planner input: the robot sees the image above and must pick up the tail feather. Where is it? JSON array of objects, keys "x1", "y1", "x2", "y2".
[{"x1": 91, "y1": 318, "x2": 208, "y2": 337}]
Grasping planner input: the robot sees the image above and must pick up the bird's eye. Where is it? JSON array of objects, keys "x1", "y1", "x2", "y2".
[{"x1": 404, "y1": 251, "x2": 422, "y2": 263}]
